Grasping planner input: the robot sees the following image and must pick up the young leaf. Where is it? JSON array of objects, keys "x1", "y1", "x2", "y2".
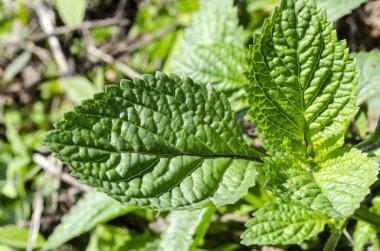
[
  {"x1": 247, "y1": 0, "x2": 358, "y2": 157},
  {"x1": 172, "y1": 44, "x2": 248, "y2": 109},
  {"x1": 265, "y1": 149, "x2": 378, "y2": 218},
  {"x1": 241, "y1": 200, "x2": 328, "y2": 245},
  {"x1": 158, "y1": 207, "x2": 214, "y2": 251},
  {"x1": 317, "y1": 0, "x2": 367, "y2": 21},
  {"x1": 43, "y1": 73, "x2": 263, "y2": 210},
  {"x1": 42, "y1": 192, "x2": 134, "y2": 250}
]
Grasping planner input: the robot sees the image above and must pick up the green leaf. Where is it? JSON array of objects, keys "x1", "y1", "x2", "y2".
[
  {"x1": 172, "y1": 44, "x2": 248, "y2": 110},
  {"x1": 43, "y1": 73, "x2": 262, "y2": 210},
  {"x1": 265, "y1": 149, "x2": 378, "y2": 218},
  {"x1": 317, "y1": 0, "x2": 367, "y2": 21},
  {"x1": 352, "y1": 51, "x2": 380, "y2": 105},
  {"x1": 0, "y1": 225, "x2": 45, "y2": 249},
  {"x1": 247, "y1": 0, "x2": 358, "y2": 157},
  {"x1": 62, "y1": 76, "x2": 98, "y2": 105},
  {"x1": 241, "y1": 200, "x2": 328, "y2": 245},
  {"x1": 42, "y1": 192, "x2": 134, "y2": 250},
  {"x1": 159, "y1": 207, "x2": 214, "y2": 251},
  {"x1": 182, "y1": 0, "x2": 244, "y2": 48},
  {"x1": 169, "y1": 0, "x2": 247, "y2": 110},
  {"x1": 55, "y1": 0, "x2": 86, "y2": 26}
]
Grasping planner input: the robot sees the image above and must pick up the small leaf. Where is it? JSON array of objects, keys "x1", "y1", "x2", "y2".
[
  {"x1": 0, "y1": 225, "x2": 45, "y2": 249},
  {"x1": 159, "y1": 207, "x2": 214, "y2": 251},
  {"x1": 314, "y1": 149, "x2": 378, "y2": 218},
  {"x1": 55, "y1": 0, "x2": 86, "y2": 26},
  {"x1": 265, "y1": 149, "x2": 379, "y2": 218},
  {"x1": 43, "y1": 73, "x2": 263, "y2": 210},
  {"x1": 247, "y1": 0, "x2": 358, "y2": 157},
  {"x1": 317, "y1": 0, "x2": 367, "y2": 21},
  {"x1": 42, "y1": 192, "x2": 134, "y2": 250},
  {"x1": 242, "y1": 200, "x2": 328, "y2": 245}
]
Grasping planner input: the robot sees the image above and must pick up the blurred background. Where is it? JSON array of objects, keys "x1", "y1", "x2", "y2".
[{"x1": 0, "y1": 0, "x2": 380, "y2": 250}]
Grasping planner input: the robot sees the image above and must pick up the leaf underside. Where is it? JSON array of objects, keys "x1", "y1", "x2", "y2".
[{"x1": 43, "y1": 72, "x2": 262, "y2": 210}]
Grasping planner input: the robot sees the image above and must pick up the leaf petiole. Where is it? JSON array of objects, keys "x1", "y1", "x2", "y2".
[{"x1": 353, "y1": 206, "x2": 380, "y2": 228}]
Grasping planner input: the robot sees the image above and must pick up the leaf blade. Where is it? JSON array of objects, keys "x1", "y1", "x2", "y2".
[
  {"x1": 43, "y1": 73, "x2": 262, "y2": 210},
  {"x1": 247, "y1": 0, "x2": 358, "y2": 157},
  {"x1": 242, "y1": 200, "x2": 328, "y2": 245}
]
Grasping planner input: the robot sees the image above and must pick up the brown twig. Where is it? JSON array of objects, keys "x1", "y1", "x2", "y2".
[
  {"x1": 114, "y1": 23, "x2": 182, "y2": 56},
  {"x1": 33, "y1": 154, "x2": 92, "y2": 193},
  {"x1": 1, "y1": 18, "x2": 130, "y2": 46},
  {"x1": 87, "y1": 45, "x2": 141, "y2": 79},
  {"x1": 27, "y1": 172, "x2": 47, "y2": 251}
]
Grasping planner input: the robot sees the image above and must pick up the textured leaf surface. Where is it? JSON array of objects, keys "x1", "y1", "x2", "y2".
[
  {"x1": 182, "y1": 0, "x2": 244, "y2": 48},
  {"x1": 172, "y1": 44, "x2": 247, "y2": 109},
  {"x1": 170, "y1": 0, "x2": 247, "y2": 110},
  {"x1": 317, "y1": 0, "x2": 367, "y2": 21},
  {"x1": 265, "y1": 149, "x2": 378, "y2": 218},
  {"x1": 43, "y1": 192, "x2": 134, "y2": 250},
  {"x1": 43, "y1": 73, "x2": 262, "y2": 210},
  {"x1": 247, "y1": 0, "x2": 358, "y2": 157},
  {"x1": 159, "y1": 207, "x2": 214, "y2": 251},
  {"x1": 241, "y1": 201, "x2": 328, "y2": 245},
  {"x1": 352, "y1": 51, "x2": 380, "y2": 105}
]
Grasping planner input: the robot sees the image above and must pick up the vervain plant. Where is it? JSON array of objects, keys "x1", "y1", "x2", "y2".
[{"x1": 42, "y1": 0, "x2": 380, "y2": 249}]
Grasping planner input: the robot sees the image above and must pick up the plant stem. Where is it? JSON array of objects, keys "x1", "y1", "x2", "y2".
[
  {"x1": 323, "y1": 229, "x2": 343, "y2": 251},
  {"x1": 353, "y1": 207, "x2": 380, "y2": 227}
]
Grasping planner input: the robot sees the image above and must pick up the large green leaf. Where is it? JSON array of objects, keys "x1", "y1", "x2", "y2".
[
  {"x1": 182, "y1": 0, "x2": 244, "y2": 48},
  {"x1": 241, "y1": 200, "x2": 328, "y2": 245},
  {"x1": 172, "y1": 44, "x2": 247, "y2": 109},
  {"x1": 317, "y1": 0, "x2": 367, "y2": 21},
  {"x1": 352, "y1": 51, "x2": 380, "y2": 115},
  {"x1": 43, "y1": 73, "x2": 262, "y2": 210},
  {"x1": 247, "y1": 0, "x2": 358, "y2": 157},
  {"x1": 158, "y1": 207, "x2": 214, "y2": 251},
  {"x1": 42, "y1": 192, "x2": 134, "y2": 250}
]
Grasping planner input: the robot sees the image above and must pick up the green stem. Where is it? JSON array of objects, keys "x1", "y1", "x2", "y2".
[
  {"x1": 353, "y1": 207, "x2": 380, "y2": 228},
  {"x1": 323, "y1": 229, "x2": 343, "y2": 251}
]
